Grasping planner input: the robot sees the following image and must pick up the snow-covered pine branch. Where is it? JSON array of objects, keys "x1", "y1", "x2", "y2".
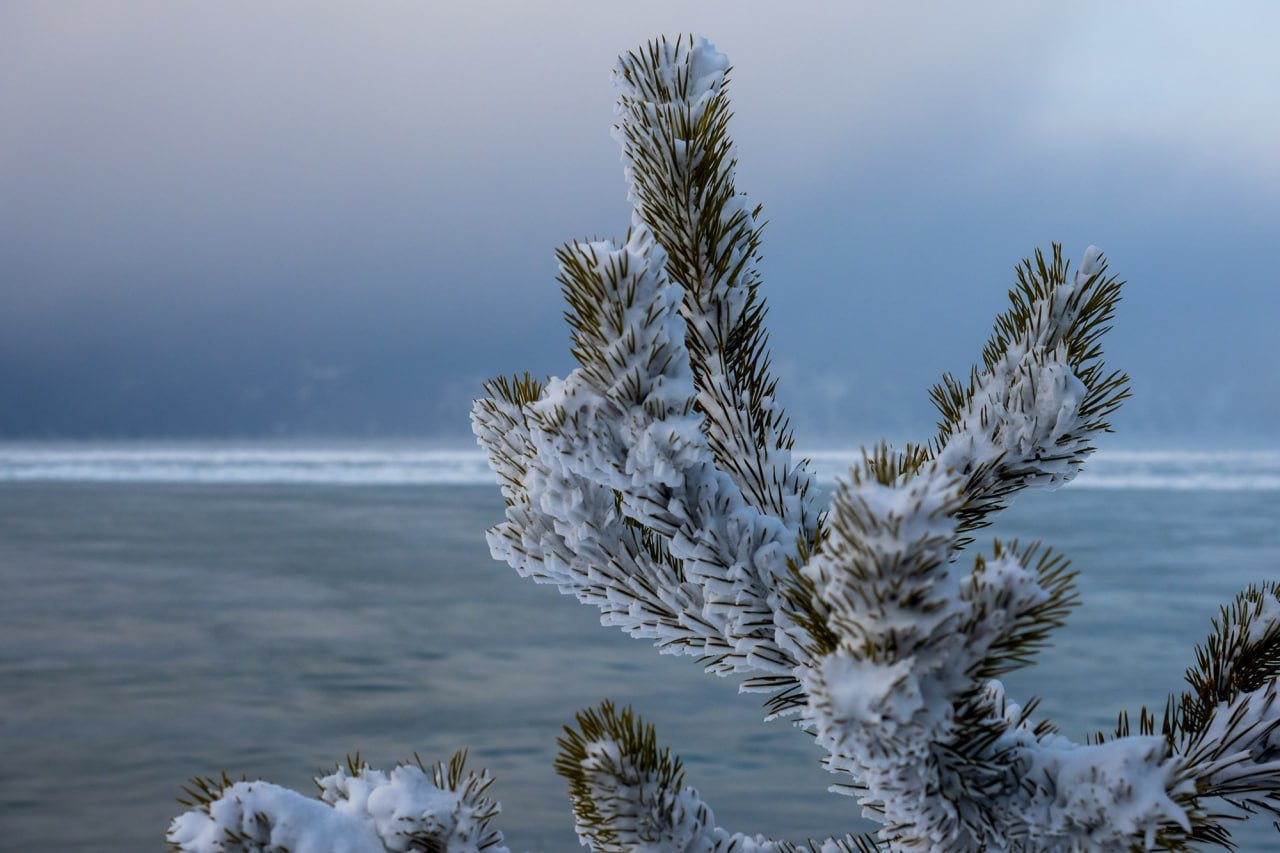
[
  {"x1": 793, "y1": 453, "x2": 1196, "y2": 849},
  {"x1": 473, "y1": 35, "x2": 829, "y2": 684},
  {"x1": 927, "y1": 244, "x2": 1130, "y2": 541},
  {"x1": 470, "y1": 34, "x2": 1280, "y2": 851},
  {"x1": 474, "y1": 231, "x2": 804, "y2": 674},
  {"x1": 1157, "y1": 584, "x2": 1280, "y2": 824},
  {"x1": 555, "y1": 701, "x2": 880, "y2": 853},
  {"x1": 167, "y1": 751, "x2": 506, "y2": 852},
  {"x1": 613, "y1": 38, "x2": 816, "y2": 541}
]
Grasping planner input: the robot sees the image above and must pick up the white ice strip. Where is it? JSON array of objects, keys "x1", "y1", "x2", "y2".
[
  {"x1": 0, "y1": 447, "x2": 495, "y2": 485},
  {"x1": 805, "y1": 450, "x2": 1280, "y2": 492},
  {"x1": 0, "y1": 446, "x2": 1277, "y2": 489}
]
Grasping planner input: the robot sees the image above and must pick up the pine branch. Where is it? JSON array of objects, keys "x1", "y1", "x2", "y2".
[
  {"x1": 962, "y1": 540, "x2": 1079, "y2": 682},
  {"x1": 927, "y1": 244, "x2": 1130, "y2": 540},
  {"x1": 792, "y1": 450, "x2": 1207, "y2": 848},
  {"x1": 1178, "y1": 582, "x2": 1280, "y2": 737},
  {"x1": 1163, "y1": 583, "x2": 1280, "y2": 826},
  {"x1": 557, "y1": 701, "x2": 883, "y2": 853},
  {"x1": 1047, "y1": 585, "x2": 1280, "y2": 849},
  {"x1": 478, "y1": 230, "x2": 808, "y2": 678},
  {"x1": 170, "y1": 752, "x2": 507, "y2": 853},
  {"x1": 467, "y1": 32, "x2": 1280, "y2": 852},
  {"x1": 614, "y1": 35, "x2": 818, "y2": 546}
]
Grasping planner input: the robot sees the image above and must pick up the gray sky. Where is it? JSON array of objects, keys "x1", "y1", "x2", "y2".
[{"x1": 2, "y1": 2, "x2": 1277, "y2": 444}]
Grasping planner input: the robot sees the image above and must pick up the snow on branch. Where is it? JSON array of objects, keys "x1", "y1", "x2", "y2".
[
  {"x1": 556, "y1": 702, "x2": 881, "y2": 853},
  {"x1": 475, "y1": 230, "x2": 808, "y2": 677},
  {"x1": 1162, "y1": 584, "x2": 1280, "y2": 828},
  {"x1": 928, "y1": 244, "x2": 1130, "y2": 538},
  {"x1": 613, "y1": 36, "x2": 818, "y2": 547},
  {"x1": 168, "y1": 752, "x2": 506, "y2": 853},
  {"x1": 791, "y1": 451, "x2": 1195, "y2": 847}
]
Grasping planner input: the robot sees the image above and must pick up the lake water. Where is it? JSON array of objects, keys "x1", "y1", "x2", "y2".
[{"x1": 1, "y1": 448, "x2": 1278, "y2": 850}]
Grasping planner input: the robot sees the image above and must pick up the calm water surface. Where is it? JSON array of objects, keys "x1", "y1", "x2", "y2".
[{"x1": 1, "y1": 481, "x2": 1278, "y2": 850}]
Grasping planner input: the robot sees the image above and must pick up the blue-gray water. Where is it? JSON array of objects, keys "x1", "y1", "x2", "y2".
[{"x1": 1, "y1": 456, "x2": 1279, "y2": 850}]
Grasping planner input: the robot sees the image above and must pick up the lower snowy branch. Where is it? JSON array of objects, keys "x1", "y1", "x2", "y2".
[
  {"x1": 168, "y1": 753, "x2": 506, "y2": 853},
  {"x1": 556, "y1": 701, "x2": 881, "y2": 853},
  {"x1": 791, "y1": 452, "x2": 1205, "y2": 849}
]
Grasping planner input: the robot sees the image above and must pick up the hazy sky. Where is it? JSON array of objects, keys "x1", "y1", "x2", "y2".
[{"x1": 2, "y1": 2, "x2": 1277, "y2": 444}]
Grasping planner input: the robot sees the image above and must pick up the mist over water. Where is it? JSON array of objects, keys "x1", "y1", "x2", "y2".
[
  {"x1": 1, "y1": 448, "x2": 1279, "y2": 850},
  {"x1": 2, "y1": 445, "x2": 1279, "y2": 490}
]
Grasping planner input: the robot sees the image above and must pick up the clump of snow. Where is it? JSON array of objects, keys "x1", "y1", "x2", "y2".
[
  {"x1": 169, "y1": 764, "x2": 508, "y2": 853},
  {"x1": 1025, "y1": 736, "x2": 1190, "y2": 848},
  {"x1": 168, "y1": 781, "x2": 384, "y2": 853},
  {"x1": 1079, "y1": 245, "x2": 1104, "y2": 278},
  {"x1": 935, "y1": 345, "x2": 1088, "y2": 490}
]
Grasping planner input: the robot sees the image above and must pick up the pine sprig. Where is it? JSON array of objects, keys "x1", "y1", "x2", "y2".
[
  {"x1": 406, "y1": 749, "x2": 505, "y2": 852},
  {"x1": 175, "y1": 771, "x2": 248, "y2": 813},
  {"x1": 1177, "y1": 582, "x2": 1280, "y2": 737},
  {"x1": 927, "y1": 243, "x2": 1130, "y2": 538},
  {"x1": 964, "y1": 540, "x2": 1079, "y2": 682},
  {"x1": 1154, "y1": 583, "x2": 1280, "y2": 835},
  {"x1": 474, "y1": 373, "x2": 543, "y2": 503},
  {"x1": 1080, "y1": 585, "x2": 1280, "y2": 848},
  {"x1": 556, "y1": 700, "x2": 685, "y2": 791},
  {"x1": 797, "y1": 447, "x2": 965, "y2": 664},
  {"x1": 932, "y1": 244, "x2": 1129, "y2": 448},
  {"x1": 555, "y1": 701, "x2": 687, "y2": 851},
  {"x1": 557, "y1": 701, "x2": 885, "y2": 852},
  {"x1": 615, "y1": 35, "x2": 814, "y2": 534}
]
